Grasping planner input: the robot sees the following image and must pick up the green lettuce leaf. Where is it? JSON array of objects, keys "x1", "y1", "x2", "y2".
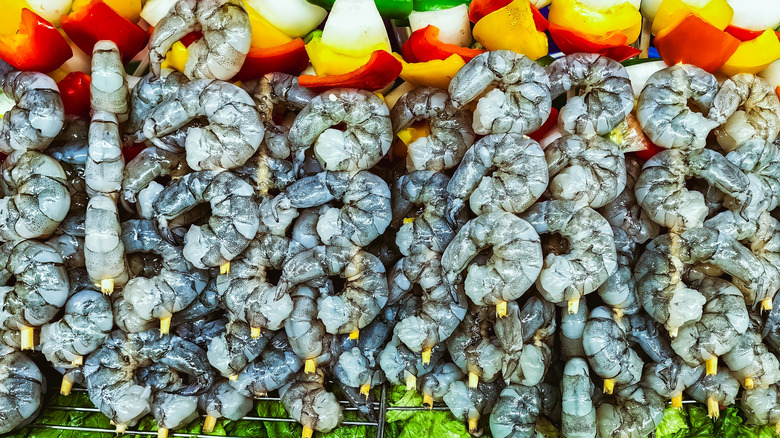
[
  {"x1": 256, "y1": 400, "x2": 301, "y2": 438},
  {"x1": 656, "y1": 407, "x2": 689, "y2": 438},
  {"x1": 386, "y1": 386, "x2": 423, "y2": 423},
  {"x1": 687, "y1": 406, "x2": 716, "y2": 438}
]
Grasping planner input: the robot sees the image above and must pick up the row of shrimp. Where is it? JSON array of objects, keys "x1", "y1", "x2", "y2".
[{"x1": 0, "y1": 0, "x2": 779, "y2": 434}]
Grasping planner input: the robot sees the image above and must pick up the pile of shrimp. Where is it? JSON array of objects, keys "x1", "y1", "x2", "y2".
[{"x1": 3, "y1": 3, "x2": 780, "y2": 438}]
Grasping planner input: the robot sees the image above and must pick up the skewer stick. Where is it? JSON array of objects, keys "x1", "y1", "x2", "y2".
[
  {"x1": 20, "y1": 325, "x2": 34, "y2": 351},
  {"x1": 302, "y1": 426, "x2": 313, "y2": 438},
  {"x1": 613, "y1": 308, "x2": 624, "y2": 321},
  {"x1": 468, "y1": 416, "x2": 478, "y2": 433},
  {"x1": 705, "y1": 357, "x2": 718, "y2": 376},
  {"x1": 101, "y1": 279, "x2": 114, "y2": 295},
  {"x1": 775, "y1": 420, "x2": 780, "y2": 435},
  {"x1": 160, "y1": 316, "x2": 171, "y2": 335},
  {"x1": 116, "y1": 424, "x2": 127, "y2": 434},
  {"x1": 158, "y1": 427, "x2": 168, "y2": 438},
  {"x1": 228, "y1": 374, "x2": 238, "y2": 381},
  {"x1": 567, "y1": 299, "x2": 579, "y2": 315},
  {"x1": 406, "y1": 374, "x2": 416, "y2": 390},
  {"x1": 745, "y1": 377, "x2": 755, "y2": 389},
  {"x1": 220, "y1": 262, "x2": 230, "y2": 275},
  {"x1": 203, "y1": 415, "x2": 217, "y2": 434},
  {"x1": 71, "y1": 355, "x2": 83, "y2": 367},
  {"x1": 707, "y1": 397, "x2": 719, "y2": 419},
  {"x1": 762, "y1": 298, "x2": 773, "y2": 311},
  {"x1": 423, "y1": 393, "x2": 433, "y2": 409},
  {"x1": 60, "y1": 375, "x2": 73, "y2": 396},
  {"x1": 251, "y1": 327, "x2": 261, "y2": 338},
  {"x1": 496, "y1": 301, "x2": 507, "y2": 318},
  {"x1": 305, "y1": 359, "x2": 316, "y2": 374},
  {"x1": 468, "y1": 372, "x2": 479, "y2": 389},
  {"x1": 671, "y1": 394, "x2": 683, "y2": 409},
  {"x1": 349, "y1": 330, "x2": 359, "y2": 340},
  {"x1": 421, "y1": 348, "x2": 431, "y2": 365},
  {"x1": 360, "y1": 383, "x2": 370, "y2": 399},
  {"x1": 668, "y1": 327, "x2": 679, "y2": 338},
  {"x1": 603, "y1": 378, "x2": 615, "y2": 395}
]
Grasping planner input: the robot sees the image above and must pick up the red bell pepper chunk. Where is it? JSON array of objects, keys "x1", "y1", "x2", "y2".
[
  {"x1": 548, "y1": 23, "x2": 640, "y2": 62},
  {"x1": 61, "y1": 0, "x2": 148, "y2": 64},
  {"x1": 123, "y1": 143, "x2": 145, "y2": 161},
  {"x1": 180, "y1": 31, "x2": 203, "y2": 47},
  {"x1": 58, "y1": 72, "x2": 91, "y2": 118},
  {"x1": 725, "y1": 24, "x2": 764, "y2": 42},
  {"x1": 233, "y1": 38, "x2": 309, "y2": 82},
  {"x1": 654, "y1": 14, "x2": 740, "y2": 73},
  {"x1": 528, "y1": 107, "x2": 557, "y2": 142},
  {"x1": 0, "y1": 9, "x2": 73, "y2": 72},
  {"x1": 633, "y1": 141, "x2": 664, "y2": 162},
  {"x1": 298, "y1": 50, "x2": 402, "y2": 93},
  {"x1": 402, "y1": 25, "x2": 485, "y2": 63},
  {"x1": 469, "y1": 0, "x2": 548, "y2": 31}
]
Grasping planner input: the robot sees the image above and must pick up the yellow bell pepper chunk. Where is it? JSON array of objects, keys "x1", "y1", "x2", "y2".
[
  {"x1": 652, "y1": 0, "x2": 733, "y2": 34},
  {"x1": 161, "y1": 41, "x2": 188, "y2": 73},
  {"x1": 473, "y1": 0, "x2": 548, "y2": 60},
  {"x1": 395, "y1": 53, "x2": 465, "y2": 90},
  {"x1": 549, "y1": 0, "x2": 642, "y2": 44},
  {"x1": 72, "y1": 0, "x2": 142, "y2": 22},
  {"x1": 245, "y1": 2, "x2": 293, "y2": 49},
  {"x1": 397, "y1": 121, "x2": 432, "y2": 146},
  {"x1": 0, "y1": 0, "x2": 31, "y2": 35},
  {"x1": 720, "y1": 30, "x2": 780, "y2": 76},
  {"x1": 306, "y1": 35, "x2": 387, "y2": 76}
]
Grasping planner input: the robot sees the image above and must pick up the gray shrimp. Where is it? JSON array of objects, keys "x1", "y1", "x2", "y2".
[
  {"x1": 86, "y1": 111, "x2": 124, "y2": 196},
  {"x1": 285, "y1": 281, "x2": 338, "y2": 368},
  {"x1": 726, "y1": 138, "x2": 780, "y2": 211},
  {"x1": 231, "y1": 331, "x2": 302, "y2": 396},
  {"x1": 520, "y1": 200, "x2": 617, "y2": 310},
  {"x1": 198, "y1": 379, "x2": 254, "y2": 433},
  {"x1": 447, "y1": 133, "x2": 547, "y2": 215},
  {"x1": 545, "y1": 134, "x2": 626, "y2": 208},
  {"x1": 379, "y1": 333, "x2": 443, "y2": 388},
  {"x1": 0, "y1": 150, "x2": 71, "y2": 241},
  {"x1": 636, "y1": 64, "x2": 719, "y2": 149},
  {"x1": 207, "y1": 320, "x2": 272, "y2": 379},
  {"x1": 442, "y1": 211, "x2": 543, "y2": 307},
  {"x1": 288, "y1": 88, "x2": 392, "y2": 171},
  {"x1": 112, "y1": 291, "x2": 155, "y2": 334},
  {"x1": 597, "y1": 385, "x2": 665, "y2": 437},
  {"x1": 561, "y1": 358, "x2": 597, "y2": 438},
  {"x1": 443, "y1": 380, "x2": 501, "y2": 434},
  {"x1": 596, "y1": 228, "x2": 641, "y2": 316},
  {"x1": 291, "y1": 206, "x2": 328, "y2": 249},
  {"x1": 0, "y1": 61, "x2": 64, "y2": 153},
  {"x1": 84, "y1": 194, "x2": 129, "y2": 292},
  {"x1": 393, "y1": 170, "x2": 458, "y2": 255},
  {"x1": 170, "y1": 281, "x2": 221, "y2": 327},
  {"x1": 0, "y1": 348, "x2": 44, "y2": 434},
  {"x1": 446, "y1": 306, "x2": 504, "y2": 386},
  {"x1": 90, "y1": 40, "x2": 128, "y2": 122},
  {"x1": 40, "y1": 270, "x2": 112, "y2": 368},
  {"x1": 271, "y1": 170, "x2": 391, "y2": 247},
  {"x1": 710, "y1": 73, "x2": 780, "y2": 150},
  {"x1": 449, "y1": 50, "x2": 551, "y2": 135},
  {"x1": 126, "y1": 70, "x2": 189, "y2": 137},
  {"x1": 333, "y1": 346, "x2": 383, "y2": 398},
  {"x1": 635, "y1": 147, "x2": 766, "y2": 231},
  {"x1": 490, "y1": 384, "x2": 550, "y2": 438},
  {"x1": 582, "y1": 306, "x2": 644, "y2": 391},
  {"x1": 391, "y1": 87, "x2": 475, "y2": 171},
  {"x1": 234, "y1": 153, "x2": 296, "y2": 196},
  {"x1": 279, "y1": 370, "x2": 344, "y2": 434},
  {"x1": 277, "y1": 245, "x2": 389, "y2": 335},
  {"x1": 148, "y1": 0, "x2": 251, "y2": 80},
  {"x1": 419, "y1": 362, "x2": 464, "y2": 407},
  {"x1": 139, "y1": 79, "x2": 264, "y2": 170},
  {"x1": 335, "y1": 308, "x2": 397, "y2": 397},
  {"x1": 723, "y1": 315, "x2": 780, "y2": 389},
  {"x1": 121, "y1": 219, "x2": 209, "y2": 332},
  {"x1": 598, "y1": 155, "x2": 659, "y2": 244},
  {"x1": 741, "y1": 385, "x2": 780, "y2": 429},
  {"x1": 686, "y1": 367, "x2": 740, "y2": 418},
  {"x1": 561, "y1": 297, "x2": 588, "y2": 359},
  {"x1": 546, "y1": 53, "x2": 633, "y2": 136},
  {"x1": 494, "y1": 297, "x2": 556, "y2": 386},
  {"x1": 153, "y1": 170, "x2": 260, "y2": 269},
  {"x1": 46, "y1": 233, "x2": 85, "y2": 270}
]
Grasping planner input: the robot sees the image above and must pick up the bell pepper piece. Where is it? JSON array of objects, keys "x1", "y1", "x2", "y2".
[
  {"x1": 548, "y1": 23, "x2": 640, "y2": 62},
  {"x1": 402, "y1": 25, "x2": 485, "y2": 63},
  {"x1": 720, "y1": 29, "x2": 780, "y2": 76},
  {"x1": 473, "y1": 0, "x2": 548, "y2": 60},
  {"x1": 160, "y1": 41, "x2": 188, "y2": 73},
  {"x1": 57, "y1": 71, "x2": 91, "y2": 118},
  {"x1": 725, "y1": 24, "x2": 764, "y2": 41},
  {"x1": 549, "y1": 0, "x2": 642, "y2": 44},
  {"x1": 123, "y1": 143, "x2": 145, "y2": 162},
  {"x1": 0, "y1": 8, "x2": 73, "y2": 72},
  {"x1": 654, "y1": 13, "x2": 740, "y2": 73},
  {"x1": 469, "y1": 0, "x2": 548, "y2": 31},
  {"x1": 233, "y1": 38, "x2": 310, "y2": 82},
  {"x1": 396, "y1": 53, "x2": 465, "y2": 90},
  {"x1": 298, "y1": 50, "x2": 402, "y2": 93},
  {"x1": 307, "y1": 33, "x2": 388, "y2": 76},
  {"x1": 245, "y1": 2, "x2": 294, "y2": 49},
  {"x1": 307, "y1": 0, "x2": 413, "y2": 18},
  {"x1": 61, "y1": 0, "x2": 148, "y2": 64},
  {"x1": 528, "y1": 107, "x2": 558, "y2": 142},
  {"x1": 0, "y1": 0, "x2": 31, "y2": 32},
  {"x1": 651, "y1": 0, "x2": 733, "y2": 34},
  {"x1": 413, "y1": 0, "x2": 468, "y2": 11},
  {"x1": 73, "y1": 0, "x2": 142, "y2": 22}
]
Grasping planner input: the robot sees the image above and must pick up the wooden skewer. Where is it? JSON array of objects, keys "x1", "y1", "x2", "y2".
[
  {"x1": 60, "y1": 375, "x2": 73, "y2": 396},
  {"x1": 567, "y1": 299, "x2": 579, "y2": 315},
  {"x1": 158, "y1": 427, "x2": 168, "y2": 438},
  {"x1": 423, "y1": 394, "x2": 433, "y2": 409},
  {"x1": 707, "y1": 397, "x2": 720, "y2": 419},
  {"x1": 20, "y1": 325, "x2": 34, "y2": 351},
  {"x1": 705, "y1": 357, "x2": 718, "y2": 376},
  {"x1": 203, "y1": 415, "x2": 217, "y2": 434},
  {"x1": 671, "y1": 394, "x2": 683, "y2": 409},
  {"x1": 160, "y1": 316, "x2": 171, "y2": 335},
  {"x1": 302, "y1": 426, "x2": 313, "y2": 438},
  {"x1": 360, "y1": 383, "x2": 370, "y2": 399},
  {"x1": 71, "y1": 356, "x2": 83, "y2": 367},
  {"x1": 101, "y1": 278, "x2": 114, "y2": 295},
  {"x1": 220, "y1": 262, "x2": 231, "y2": 275},
  {"x1": 496, "y1": 301, "x2": 507, "y2": 318},
  {"x1": 349, "y1": 330, "x2": 359, "y2": 340},
  {"x1": 468, "y1": 372, "x2": 479, "y2": 389},
  {"x1": 603, "y1": 378, "x2": 615, "y2": 395},
  {"x1": 421, "y1": 348, "x2": 431, "y2": 365},
  {"x1": 405, "y1": 374, "x2": 416, "y2": 391},
  {"x1": 251, "y1": 327, "x2": 261, "y2": 338},
  {"x1": 304, "y1": 359, "x2": 316, "y2": 374}
]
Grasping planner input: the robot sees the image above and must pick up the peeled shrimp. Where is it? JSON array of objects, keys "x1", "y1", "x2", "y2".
[{"x1": 710, "y1": 73, "x2": 780, "y2": 151}]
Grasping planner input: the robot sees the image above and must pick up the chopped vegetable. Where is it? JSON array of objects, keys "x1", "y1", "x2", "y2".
[
  {"x1": 548, "y1": 23, "x2": 641, "y2": 61},
  {"x1": 396, "y1": 53, "x2": 466, "y2": 89},
  {"x1": 248, "y1": 0, "x2": 328, "y2": 38},
  {"x1": 408, "y1": 4, "x2": 472, "y2": 46},
  {"x1": 61, "y1": 0, "x2": 148, "y2": 64},
  {"x1": 472, "y1": 0, "x2": 548, "y2": 60},
  {"x1": 402, "y1": 25, "x2": 485, "y2": 63},
  {"x1": 0, "y1": 8, "x2": 73, "y2": 72},
  {"x1": 57, "y1": 71, "x2": 91, "y2": 118},
  {"x1": 651, "y1": 0, "x2": 733, "y2": 34},
  {"x1": 234, "y1": 38, "x2": 310, "y2": 81},
  {"x1": 654, "y1": 13, "x2": 740, "y2": 73},
  {"x1": 298, "y1": 49, "x2": 402, "y2": 92},
  {"x1": 720, "y1": 29, "x2": 780, "y2": 76},
  {"x1": 307, "y1": 0, "x2": 414, "y2": 19},
  {"x1": 548, "y1": 0, "x2": 642, "y2": 43}
]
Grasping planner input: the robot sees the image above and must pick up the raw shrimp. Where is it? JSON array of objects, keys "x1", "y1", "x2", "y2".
[
  {"x1": 291, "y1": 206, "x2": 328, "y2": 249},
  {"x1": 390, "y1": 87, "x2": 475, "y2": 171},
  {"x1": 741, "y1": 385, "x2": 780, "y2": 428},
  {"x1": 151, "y1": 392, "x2": 199, "y2": 436},
  {"x1": 171, "y1": 281, "x2": 221, "y2": 327},
  {"x1": 379, "y1": 334, "x2": 443, "y2": 388},
  {"x1": 642, "y1": 360, "x2": 703, "y2": 407},
  {"x1": 545, "y1": 134, "x2": 626, "y2": 208},
  {"x1": 0, "y1": 60, "x2": 64, "y2": 153},
  {"x1": 207, "y1": 320, "x2": 272, "y2": 380},
  {"x1": 636, "y1": 64, "x2": 719, "y2": 149},
  {"x1": 596, "y1": 228, "x2": 641, "y2": 316},
  {"x1": 231, "y1": 332, "x2": 302, "y2": 396},
  {"x1": 198, "y1": 379, "x2": 254, "y2": 433},
  {"x1": 597, "y1": 385, "x2": 665, "y2": 437},
  {"x1": 686, "y1": 367, "x2": 740, "y2": 418},
  {"x1": 599, "y1": 155, "x2": 659, "y2": 244},
  {"x1": 635, "y1": 147, "x2": 765, "y2": 231},
  {"x1": 722, "y1": 315, "x2": 780, "y2": 389},
  {"x1": 148, "y1": 0, "x2": 251, "y2": 80},
  {"x1": 493, "y1": 297, "x2": 556, "y2": 385},
  {"x1": 446, "y1": 306, "x2": 504, "y2": 385},
  {"x1": 288, "y1": 88, "x2": 392, "y2": 171},
  {"x1": 726, "y1": 138, "x2": 780, "y2": 211},
  {"x1": 112, "y1": 291, "x2": 155, "y2": 334},
  {"x1": 419, "y1": 363, "x2": 464, "y2": 407},
  {"x1": 280, "y1": 370, "x2": 343, "y2": 434},
  {"x1": 90, "y1": 40, "x2": 128, "y2": 122},
  {"x1": 271, "y1": 170, "x2": 391, "y2": 247},
  {"x1": 40, "y1": 270, "x2": 112, "y2": 368},
  {"x1": 219, "y1": 232, "x2": 300, "y2": 333},
  {"x1": 121, "y1": 146, "x2": 185, "y2": 205},
  {"x1": 153, "y1": 170, "x2": 260, "y2": 269},
  {"x1": 393, "y1": 171, "x2": 458, "y2": 255},
  {"x1": 447, "y1": 133, "x2": 547, "y2": 215},
  {"x1": 710, "y1": 73, "x2": 780, "y2": 150},
  {"x1": 333, "y1": 347, "x2": 383, "y2": 398},
  {"x1": 561, "y1": 358, "x2": 597, "y2": 438},
  {"x1": 489, "y1": 384, "x2": 548, "y2": 438},
  {"x1": 277, "y1": 245, "x2": 389, "y2": 335},
  {"x1": 121, "y1": 219, "x2": 209, "y2": 332},
  {"x1": 0, "y1": 150, "x2": 71, "y2": 241},
  {"x1": 0, "y1": 347, "x2": 44, "y2": 434},
  {"x1": 234, "y1": 153, "x2": 296, "y2": 196},
  {"x1": 84, "y1": 194, "x2": 129, "y2": 291},
  {"x1": 442, "y1": 211, "x2": 543, "y2": 307},
  {"x1": 449, "y1": 50, "x2": 551, "y2": 135},
  {"x1": 336, "y1": 308, "x2": 397, "y2": 396},
  {"x1": 443, "y1": 380, "x2": 501, "y2": 433},
  {"x1": 126, "y1": 70, "x2": 189, "y2": 136},
  {"x1": 582, "y1": 306, "x2": 644, "y2": 391},
  {"x1": 285, "y1": 281, "x2": 338, "y2": 368},
  {"x1": 86, "y1": 112, "x2": 124, "y2": 196},
  {"x1": 561, "y1": 297, "x2": 587, "y2": 359},
  {"x1": 139, "y1": 79, "x2": 264, "y2": 170},
  {"x1": 46, "y1": 233, "x2": 85, "y2": 270},
  {"x1": 520, "y1": 200, "x2": 617, "y2": 310},
  {"x1": 546, "y1": 53, "x2": 633, "y2": 136}
]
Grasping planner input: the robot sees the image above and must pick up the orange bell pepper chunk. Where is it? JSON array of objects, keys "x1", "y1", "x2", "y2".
[
  {"x1": 298, "y1": 50, "x2": 402, "y2": 93},
  {"x1": 0, "y1": 8, "x2": 73, "y2": 72},
  {"x1": 655, "y1": 13, "x2": 740, "y2": 73},
  {"x1": 548, "y1": 23, "x2": 640, "y2": 62},
  {"x1": 233, "y1": 38, "x2": 310, "y2": 82},
  {"x1": 401, "y1": 25, "x2": 485, "y2": 63}
]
